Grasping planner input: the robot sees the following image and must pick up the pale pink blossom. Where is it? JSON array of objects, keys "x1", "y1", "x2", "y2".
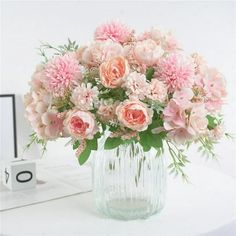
[
  {"x1": 163, "y1": 100, "x2": 186, "y2": 130},
  {"x1": 94, "y1": 20, "x2": 133, "y2": 43},
  {"x1": 187, "y1": 103, "x2": 208, "y2": 135},
  {"x1": 41, "y1": 111, "x2": 64, "y2": 139},
  {"x1": 97, "y1": 101, "x2": 119, "y2": 123},
  {"x1": 209, "y1": 124, "x2": 225, "y2": 141},
  {"x1": 156, "y1": 54, "x2": 195, "y2": 92},
  {"x1": 44, "y1": 53, "x2": 82, "y2": 96},
  {"x1": 133, "y1": 39, "x2": 164, "y2": 66},
  {"x1": 116, "y1": 100, "x2": 153, "y2": 131},
  {"x1": 64, "y1": 110, "x2": 98, "y2": 139},
  {"x1": 30, "y1": 64, "x2": 46, "y2": 90},
  {"x1": 137, "y1": 28, "x2": 163, "y2": 44},
  {"x1": 191, "y1": 53, "x2": 207, "y2": 76},
  {"x1": 125, "y1": 72, "x2": 150, "y2": 100},
  {"x1": 147, "y1": 79, "x2": 167, "y2": 103},
  {"x1": 167, "y1": 128, "x2": 193, "y2": 144},
  {"x1": 173, "y1": 88, "x2": 194, "y2": 109},
  {"x1": 204, "y1": 68, "x2": 227, "y2": 112},
  {"x1": 99, "y1": 56, "x2": 129, "y2": 88},
  {"x1": 71, "y1": 83, "x2": 98, "y2": 111},
  {"x1": 162, "y1": 31, "x2": 179, "y2": 52},
  {"x1": 81, "y1": 40, "x2": 124, "y2": 66}
]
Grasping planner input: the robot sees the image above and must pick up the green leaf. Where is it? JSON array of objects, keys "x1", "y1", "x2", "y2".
[
  {"x1": 78, "y1": 146, "x2": 91, "y2": 165},
  {"x1": 73, "y1": 140, "x2": 80, "y2": 150},
  {"x1": 206, "y1": 115, "x2": 218, "y2": 130},
  {"x1": 104, "y1": 137, "x2": 124, "y2": 150},
  {"x1": 146, "y1": 67, "x2": 155, "y2": 81},
  {"x1": 139, "y1": 130, "x2": 164, "y2": 152},
  {"x1": 86, "y1": 138, "x2": 98, "y2": 150}
]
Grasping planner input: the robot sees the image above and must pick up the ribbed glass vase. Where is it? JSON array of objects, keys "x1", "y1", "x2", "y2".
[{"x1": 92, "y1": 139, "x2": 166, "y2": 220}]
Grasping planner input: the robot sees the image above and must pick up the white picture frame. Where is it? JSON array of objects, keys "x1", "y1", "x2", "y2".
[{"x1": 0, "y1": 94, "x2": 18, "y2": 161}]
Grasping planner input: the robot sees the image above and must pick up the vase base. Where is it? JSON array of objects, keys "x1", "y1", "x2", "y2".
[{"x1": 96, "y1": 198, "x2": 164, "y2": 220}]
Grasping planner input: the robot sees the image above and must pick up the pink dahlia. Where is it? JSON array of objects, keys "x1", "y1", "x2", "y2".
[
  {"x1": 44, "y1": 53, "x2": 81, "y2": 96},
  {"x1": 156, "y1": 54, "x2": 194, "y2": 92},
  {"x1": 94, "y1": 20, "x2": 133, "y2": 44}
]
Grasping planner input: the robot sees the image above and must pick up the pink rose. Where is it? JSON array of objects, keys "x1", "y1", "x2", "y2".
[
  {"x1": 99, "y1": 56, "x2": 129, "y2": 88},
  {"x1": 148, "y1": 79, "x2": 167, "y2": 103},
  {"x1": 64, "y1": 110, "x2": 98, "y2": 139},
  {"x1": 116, "y1": 100, "x2": 153, "y2": 131},
  {"x1": 134, "y1": 39, "x2": 164, "y2": 66}
]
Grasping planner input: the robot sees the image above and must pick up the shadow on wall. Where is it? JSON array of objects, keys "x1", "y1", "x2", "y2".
[{"x1": 15, "y1": 94, "x2": 40, "y2": 159}]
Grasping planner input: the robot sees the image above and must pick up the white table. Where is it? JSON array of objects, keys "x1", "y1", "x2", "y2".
[{"x1": 0, "y1": 165, "x2": 236, "y2": 236}]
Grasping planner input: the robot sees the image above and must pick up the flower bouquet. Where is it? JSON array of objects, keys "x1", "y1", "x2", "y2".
[{"x1": 25, "y1": 21, "x2": 229, "y2": 219}]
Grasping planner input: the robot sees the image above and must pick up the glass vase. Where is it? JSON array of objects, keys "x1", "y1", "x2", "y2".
[{"x1": 92, "y1": 138, "x2": 166, "y2": 220}]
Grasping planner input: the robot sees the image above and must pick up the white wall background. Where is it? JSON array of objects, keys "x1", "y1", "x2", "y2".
[{"x1": 1, "y1": 1, "x2": 236, "y2": 177}]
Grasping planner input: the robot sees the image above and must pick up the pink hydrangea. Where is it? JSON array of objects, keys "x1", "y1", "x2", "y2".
[
  {"x1": 173, "y1": 88, "x2": 194, "y2": 109},
  {"x1": 71, "y1": 83, "x2": 99, "y2": 111},
  {"x1": 94, "y1": 20, "x2": 133, "y2": 43},
  {"x1": 124, "y1": 72, "x2": 150, "y2": 100},
  {"x1": 156, "y1": 54, "x2": 194, "y2": 92},
  {"x1": 44, "y1": 53, "x2": 82, "y2": 96}
]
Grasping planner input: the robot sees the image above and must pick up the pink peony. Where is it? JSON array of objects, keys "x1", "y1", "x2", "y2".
[
  {"x1": 94, "y1": 20, "x2": 133, "y2": 43},
  {"x1": 156, "y1": 54, "x2": 194, "y2": 92},
  {"x1": 173, "y1": 88, "x2": 194, "y2": 109},
  {"x1": 148, "y1": 79, "x2": 167, "y2": 103},
  {"x1": 71, "y1": 83, "x2": 98, "y2": 111},
  {"x1": 99, "y1": 56, "x2": 129, "y2": 88},
  {"x1": 125, "y1": 72, "x2": 150, "y2": 100},
  {"x1": 133, "y1": 39, "x2": 164, "y2": 67},
  {"x1": 64, "y1": 110, "x2": 98, "y2": 139},
  {"x1": 44, "y1": 53, "x2": 82, "y2": 96},
  {"x1": 81, "y1": 40, "x2": 124, "y2": 66},
  {"x1": 116, "y1": 100, "x2": 153, "y2": 131}
]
